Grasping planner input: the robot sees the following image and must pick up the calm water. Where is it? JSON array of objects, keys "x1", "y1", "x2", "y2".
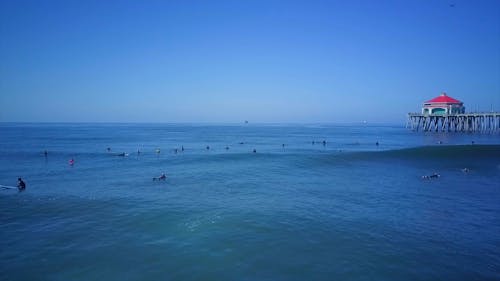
[{"x1": 1, "y1": 123, "x2": 499, "y2": 281}]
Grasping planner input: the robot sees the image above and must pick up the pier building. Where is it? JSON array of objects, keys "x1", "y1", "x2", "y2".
[{"x1": 422, "y1": 92, "x2": 465, "y2": 115}]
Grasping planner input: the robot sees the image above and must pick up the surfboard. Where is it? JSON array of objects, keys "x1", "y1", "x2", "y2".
[{"x1": 0, "y1": 185, "x2": 18, "y2": 190}]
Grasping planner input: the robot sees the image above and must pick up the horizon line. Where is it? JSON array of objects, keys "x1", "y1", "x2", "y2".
[{"x1": 0, "y1": 121, "x2": 404, "y2": 126}]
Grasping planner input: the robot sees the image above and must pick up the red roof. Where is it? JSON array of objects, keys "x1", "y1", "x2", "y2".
[{"x1": 425, "y1": 92, "x2": 462, "y2": 104}]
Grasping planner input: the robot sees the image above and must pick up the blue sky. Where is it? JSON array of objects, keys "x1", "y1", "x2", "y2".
[{"x1": 1, "y1": 0, "x2": 499, "y2": 123}]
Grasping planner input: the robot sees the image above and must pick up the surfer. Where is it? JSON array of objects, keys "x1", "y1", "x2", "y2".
[
  {"x1": 206, "y1": 145, "x2": 210, "y2": 150},
  {"x1": 376, "y1": 141, "x2": 379, "y2": 146},
  {"x1": 225, "y1": 146, "x2": 229, "y2": 150},
  {"x1": 17, "y1": 178, "x2": 26, "y2": 190},
  {"x1": 69, "y1": 158, "x2": 75, "y2": 166},
  {"x1": 322, "y1": 140, "x2": 326, "y2": 146},
  {"x1": 422, "y1": 173, "x2": 440, "y2": 179},
  {"x1": 181, "y1": 146, "x2": 184, "y2": 152},
  {"x1": 153, "y1": 173, "x2": 167, "y2": 181},
  {"x1": 253, "y1": 149, "x2": 257, "y2": 153},
  {"x1": 44, "y1": 150, "x2": 48, "y2": 157},
  {"x1": 107, "y1": 147, "x2": 111, "y2": 152},
  {"x1": 429, "y1": 173, "x2": 440, "y2": 178}
]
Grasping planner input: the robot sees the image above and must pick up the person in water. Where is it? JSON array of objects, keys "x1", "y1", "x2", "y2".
[
  {"x1": 422, "y1": 173, "x2": 440, "y2": 179},
  {"x1": 17, "y1": 178, "x2": 26, "y2": 190},
  {"x1": 153, "y1": 173, "x2": 167, "y2": 181},
  {"x1": 429, "y1": 173, "x2": 440, "y2": 178},
  {"x1": 69, "y1": 158, "x2": 75, "y2": 166}
]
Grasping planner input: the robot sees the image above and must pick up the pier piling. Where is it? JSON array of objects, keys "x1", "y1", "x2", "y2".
[{"x1": 407, "y1": 113, "x2": 500, "y2": 133}]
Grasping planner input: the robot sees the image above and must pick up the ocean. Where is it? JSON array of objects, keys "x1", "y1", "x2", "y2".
[{"x1": 1, "y1": 123, "x2": 499, "y2": 281}]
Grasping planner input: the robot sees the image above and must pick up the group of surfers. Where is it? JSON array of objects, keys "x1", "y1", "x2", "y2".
[{"x1": 11, "y1": 142, "x2": 471, "y2": 191}]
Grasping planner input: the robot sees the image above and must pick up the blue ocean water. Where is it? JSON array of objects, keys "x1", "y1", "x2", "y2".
[{"x1": 1, "y1": 123, "x2": 499, "y2": 281}]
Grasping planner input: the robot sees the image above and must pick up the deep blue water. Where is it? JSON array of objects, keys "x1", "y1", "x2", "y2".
[{"x1": 1, "y1": 123, "x2": 499, "y2": 281}]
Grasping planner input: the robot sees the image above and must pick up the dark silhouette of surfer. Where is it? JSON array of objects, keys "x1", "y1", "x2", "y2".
[
  {"x1": 153, "y1": 173, "x2": 167, "y2": 181},
  {"x1": 422, "y1": 173, "x2": 440, "y2": 179},
  {"x1": 17, "y1": 178, "x2": 26, "y2": 191}
]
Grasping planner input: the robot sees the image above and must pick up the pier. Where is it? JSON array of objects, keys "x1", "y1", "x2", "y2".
[{"x1": 407, "y1": 112, "x2": 500, "y2": 133}]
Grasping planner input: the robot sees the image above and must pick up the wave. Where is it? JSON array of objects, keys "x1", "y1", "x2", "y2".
[
  {"x1": 151, "y1": 144, "x2": 500, "y2": 164},
  {"x1": 314, "y1": 144, "x2": 500, "y2": 165},
  {"x1": 371, "y1": 144, "x2": 500, "y2": 159},
  {"x1": 3, "y1": 145, "x2": 499, "y2": 167}
]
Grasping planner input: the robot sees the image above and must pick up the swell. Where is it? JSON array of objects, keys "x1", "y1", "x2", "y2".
[
  {"x1": 2, "y1": 145, "x2": 499, "y2": 169},
  {"x1": 301, "y1": 144, "x2": 500, "y2": 170},
  {"x1": 363, "y1": 144, "x2": 500, "y2": 160}
]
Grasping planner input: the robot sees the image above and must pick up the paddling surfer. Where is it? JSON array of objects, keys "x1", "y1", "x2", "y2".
[
  {"x1": 422, "y1": 173, "x2": 440, "y2": 179},
  {"x1": 153, "y1": 173, "x2": 167, "y2": 181}
]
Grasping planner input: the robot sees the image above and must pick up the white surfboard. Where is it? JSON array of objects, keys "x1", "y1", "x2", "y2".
[{"x1": 0, "y1": 185, "x2": 18, "y2": 190}]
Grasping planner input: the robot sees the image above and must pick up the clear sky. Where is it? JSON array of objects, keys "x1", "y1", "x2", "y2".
[{"x1": 1, "y1": 0, "x2": 499, "y2": 123}]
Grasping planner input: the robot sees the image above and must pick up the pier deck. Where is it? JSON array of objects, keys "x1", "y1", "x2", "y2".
[{"x1": 407, "y1": 112, "x2": 500, "y2": 132}]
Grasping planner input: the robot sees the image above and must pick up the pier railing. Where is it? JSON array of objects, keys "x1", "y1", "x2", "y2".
[{"x1": 407, "y1": 112, "x2": 500, "y2": 132}]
